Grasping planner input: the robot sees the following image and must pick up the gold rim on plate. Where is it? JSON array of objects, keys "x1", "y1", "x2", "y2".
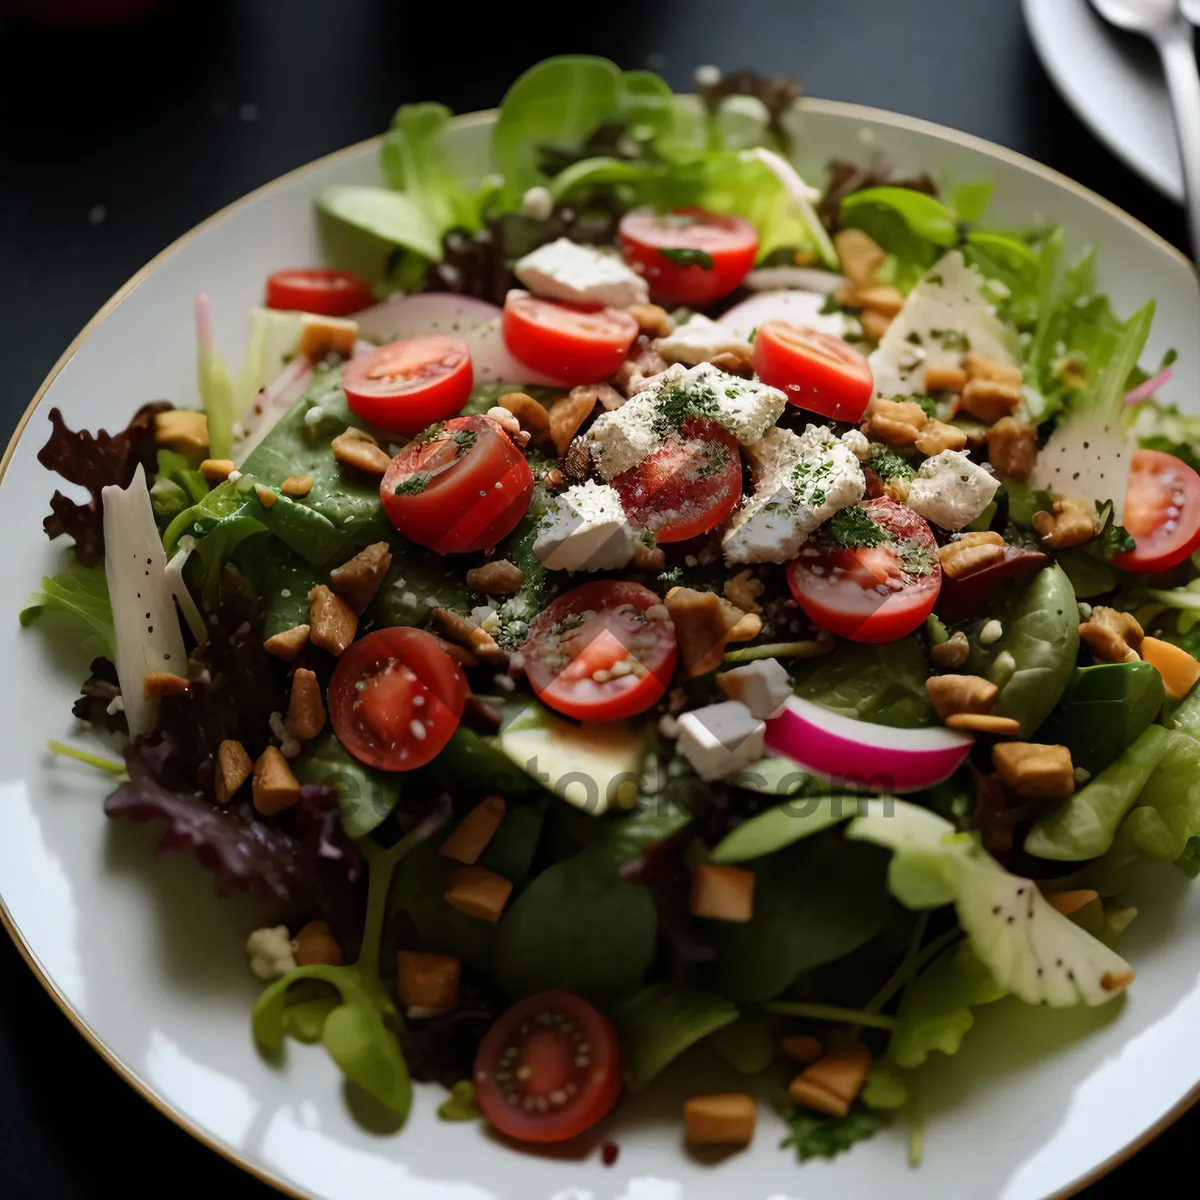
[{"x1": 0, "y1": 99, "x2": 1192, "y2": 1200}]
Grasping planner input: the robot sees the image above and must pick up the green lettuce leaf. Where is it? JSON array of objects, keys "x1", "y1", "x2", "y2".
[
  {"x1": 888, "y1": 943, "x2": 1004, "y2": 1068},
  {"x1": 20, "y1": 562, "x2": 115, "y2": 657}
]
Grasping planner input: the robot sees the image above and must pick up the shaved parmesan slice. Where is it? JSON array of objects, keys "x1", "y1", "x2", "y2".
[
  {"x1": 102, "y1": 464, "x2": 188, "y2": 737},
  {"x1": 869, "y1": 250, "x2": 1018, "y2": 400},
  {"x1": 716, "y1": 289, "x2": 850, "y2": 341},
  {"x1": 1033, "y1": 412, "x2": 1129, "y2": 524}
]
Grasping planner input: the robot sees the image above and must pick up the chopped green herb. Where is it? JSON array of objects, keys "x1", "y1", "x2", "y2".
[
  {"x1": 696, "y1": 442, "x2": 730, "y2": 479},
  {"x1": 824, "y1": 506, "x2": 890, "y2": 548},
  {"x1": 452, "y1": 428, "x2": 478, "y2": 453},
  {"x1": 651, "y1": 383, "x2": 718, "y2": 436},
  {"x1": 899, "y1": 539, "x2": 936, "y2": 575},
  {"x1": 393, "y1": 473, "x2": 431, "y2": 496},
  {"x1": 659, "y1": 247, "x2": 715, "y2": 270},
  {"x1": 748, "y1": 326, "x2": 757, "y2": 344},
  {"x1": 910, "y1": 393, "x2": 938, "y2": 417},
  {"x1": 865, "y1": 449, "x2": 916, "y2": 481},
  {"x1": 780, "y1": 1103, "x2": 889, "y2": 1162}
]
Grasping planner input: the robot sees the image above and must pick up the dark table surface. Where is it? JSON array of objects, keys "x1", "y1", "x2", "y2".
[{"x1": 0, "y1": 0, "x2": 1192, "y2": 1195}]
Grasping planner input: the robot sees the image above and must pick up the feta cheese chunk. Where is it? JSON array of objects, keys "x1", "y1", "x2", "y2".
[
  {"x1": 533, "y1": 481, "x2": 638, "y2": 571},
  {"x1": 514, "y1": 238, "x2": 649, "y2": 308},
  {"x1": 718, "y1": 658, "x2": 793, "y2": 719},
  {"x1": 589, "y1": 362, "x2": 787, "y2": 480},
  {"x1": 723, "y1": 425, "x2": 866, "y2": 564},
  {"x1": 654, "y1": 314, "x2": 752, "y2": 366},
  {"x1": 907, "y1": 450, "x2": 999, "y2": 531},
  {"x1": 677, "y1": 700, "x2": 766, "y2": 781},
  {"x1": 869, "y1": 250, "x2": 1019, "y2": 400}
]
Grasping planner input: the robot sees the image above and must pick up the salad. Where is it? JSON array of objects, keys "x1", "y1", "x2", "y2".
[{"x1": 21, "y1": 54, "x2": 1200, "y2": 1169}]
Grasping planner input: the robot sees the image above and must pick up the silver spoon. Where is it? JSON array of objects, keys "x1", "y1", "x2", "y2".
[{"x1": 1090, "y1": 0, "x2": 1200, "y2": 256}]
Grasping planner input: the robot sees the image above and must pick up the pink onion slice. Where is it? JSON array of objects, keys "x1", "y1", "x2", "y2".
[
  {"x1": 717, "y1": 289, "x2": 850, "y2": 341},
  {"x1": 765, "y1": 695, "x2": 974, "y2": 794},
  {"x1": 351, "y1": 292, "x2": 566, "y2": 385},
  {"x1": 1124, "y1": 365, "x2": 1173, "y2": 406},
  {"x1": 234, "y1": 356, "x2": 313, "y2": 463}
]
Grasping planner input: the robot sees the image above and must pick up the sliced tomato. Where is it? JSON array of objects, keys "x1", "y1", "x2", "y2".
[
  {"x1": 343, "y1": 336, "x2": 473, "y2": 434},
  {"x1": 474, "y1": 991, "x2": 621, "y2": 1144},
  {"x1": 523, "y1": 581, "x2": 677, "y2": 721},
  {"x1": 618, "y1": 208, "x2": 758, "y2": 307},
  {"x1": 265, "y1": 268, "x2": 372, "y2": 317},
  {"x1": 381, "y1": 414, "x2": 534, "y2": 554},
  {"x1": 611, "y1": 417, "x2": 742, "y2": 543},
  {"x1": 787, "y1": 498, "x2": 942, "y2": 643},
  {"x1": 502, "y1": 291, "x2": 638, "y2": 385},
  {"x1": 328, "y1": 628, "x2": 467, "y2": 771},
  {"x1": 1112, "y1": 449, "x2": 1200, "y2": 573},
  {"x1": 753, "y1": 321, "x2": 874, "y2": 423}
]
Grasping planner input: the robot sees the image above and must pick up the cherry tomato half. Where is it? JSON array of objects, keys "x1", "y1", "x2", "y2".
[
  {"x1": 523, "y1": 581, "x2": 677, "y2": 721},
  {"x1": 381, "y1": 414, "x2": 534, "y2": 555},
  {"x1": 753, "y1": 321, "x2": 874, "y2": 423},
  {"x1": 343, "y1": 336, "x2": 474, "y2": 435},
  {"x1": 328, "y1": 628, "x2": 467, "y2": 771},
  {"x1": 502, "y1": 291, "x2": 638, "y2": 386},
  {"x1": 611, "y1": 417, "x2": 742, "y2": 543},
  {"x1": 265, "y1": 268, "x2": 373, "y2": 317},
  {"x1": 474, "y1": 991, "x2": 621, "y2": 1144},
  {"x1": 787, "y1": 498, "x2": 942, "y2": 643},
  {"x1": 618, "y1": 208, "x2": 758, "y2": 307},
  {"x1": 1112, "y1": 449, "x2": 1200, "y2": 573}
]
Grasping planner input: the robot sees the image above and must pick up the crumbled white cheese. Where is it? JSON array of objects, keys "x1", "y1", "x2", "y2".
[
  {"x1": 869, "y1": 250, "x2": 1019, "y2": 399},
  {"x1": 106, "y1": 695, "x2": 125, "y2": 716},
  {"x1": 677, "y1": 700, "x2": 766, "y2": 781},
  {"x1": 979, "y1": 619, "x2": 1003, "y2": 646},
  {"x1": 268, "y1": 711, "x2": 302, "y2": 759},
  {"x1": 227, "y1": 469, "x2": 242, "y2": 482},
  {"x1": 514, "y1": 238, "x2": 649, "y2": 308},
  {"x1": 520, "y1": 185, "x2": 554, "y2": 221},
  {"x1": 533, "y1": 481, "x2": 638, "y2": 571},
  {"x1": 906, "y1": 450, "x2": 1000, "y2": 531},
  {"x1": 654, "y1": 314, "x2": 752, "y2": 366},
  {"x1": 840, "y1": 428, "x2": 872, "y2": 461},
  {"x1": 718, "y1": 658, "x2": 793, "y2": 720},
  {"x1": 471, "y1": 605, "x2": 501, "y2": 633},
  {"x1": 589, "y1": 362, "x2": 786, "y2": 481},
  {"x1": 245, "y1": 925, "x2": 297, "y2": 981},
  {"x1": 723, "y1": 425, "x2": 866, "y2": 564},
  {"x1": 303, "y1": 405, "x2": 325, "y2": 428}
]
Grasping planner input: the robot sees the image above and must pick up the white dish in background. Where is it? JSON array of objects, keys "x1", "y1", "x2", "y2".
[
  {"x1": 1024, "y1": 0, "x2": 1185, "y2": 200},
  {"x1": 2, "y1": 100, "x2": 1200, "y2": 1200}
]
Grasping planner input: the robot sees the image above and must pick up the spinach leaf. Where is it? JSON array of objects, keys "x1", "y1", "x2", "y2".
[
  {"x1": 976, "y1": 565, "x2": 1079, "y2": 736},
  {"x1": 711, "y1": 1015, "x2": 779, "y2": 1076},
  {"x1": 791, "y1": 639, "x2": 934, "y2": 728},
  {"x1": 365, "y1": 548, "x2": 473, "y2": 630},
  {"x1": 494, "y1": 846, "x2": 657, "y2": 1005},
  {"x1": 707, "y1": 839, "x2": 894, "y2": 1004},
  {"x1": 950, "y1": 181, "x2": 994, "y2": 224},
  {"x1": 612, "y1": 981, "x2": 738, "y2": 1090},
  {"x1": 425, "y1": 726, "x2": 537, "y2": 800},
  {"x1": 888, "y1": 943, "x2": 1004, "y2": 1069},
  {"x1": 387, "y1": 836, "x2": 498, "y2": 973},
  {"x1": 317, "y1": 186, "x2": 443, "y2": 260},
  {"x1": 166, "y1": 367, "x2": 390, "y2": 568},
  {"x1": 710, "y1": 794, "x2": 866, "y2": 864},
  {"x1": 295, "y1": 731, "x2": 400, "y2": 839},
  {"x1": 478, "y1": 801, "x2": 546, "y2": 883},
  {"x1": 841, "y1": 187, "x2": 960, "y2": 247},
  {"x1": 20, "y1": 561, "x2": 115, "y2": 657},
  {"x1": 1056, "y1": 547, "x2": 1115, "y2": 599}
]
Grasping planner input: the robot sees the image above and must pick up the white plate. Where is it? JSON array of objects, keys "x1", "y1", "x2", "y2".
[
  {"x1": 2, "y1": 101, "x2": 1199, "y2": 1200},
  {"x1": 1024, "y1": 0, "x2": 1184, "y2": 201}
]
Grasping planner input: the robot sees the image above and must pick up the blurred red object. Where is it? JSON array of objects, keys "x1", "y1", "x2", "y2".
[{"x1": 0, "y1": 0, "x2": 168, "y2": 27}]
